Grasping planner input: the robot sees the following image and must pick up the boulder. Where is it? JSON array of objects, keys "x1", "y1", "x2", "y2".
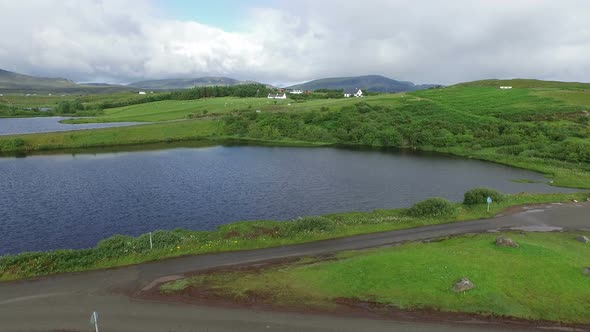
[
  {"x1": 495, "y1": 236, "x2": 519, "y2": 248},
  {"x1": 576, "y1": 235, "x2": 590, "y2": 244},
  {"x1": 583, "y1": 267, "x2": 590, "y2": 276},
  {"x1": 452, "y1": 278, "x2": 475, "y2": 293}
]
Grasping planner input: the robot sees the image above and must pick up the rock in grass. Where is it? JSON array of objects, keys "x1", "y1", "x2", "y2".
[
  {"x1": 495, "y1": 236, "x2": 519, "y2": 248},
  {"x1": 576, "y1": 235, "x2": 590, "y2": 243},
  {"x1": 583, "y1": 267, "x2": 590, "y2": 276},
  {"x1": 452, "y1": 278, "x2": 475, "y2": 293}
]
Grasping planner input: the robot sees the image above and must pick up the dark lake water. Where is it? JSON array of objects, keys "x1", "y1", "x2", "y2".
[
  {"x1": 0, "y1": 117, "x2": 140, "y2": 135},
  {"x1": 0, "y1": 145, "x2": 577, "y2": 255}
]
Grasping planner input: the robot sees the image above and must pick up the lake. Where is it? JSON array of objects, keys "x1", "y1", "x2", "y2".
[
  {"x1": 0, "y1": 116, "x2": 141, "y2": 135},
  {"x1": 0, "y1": 145, "x2": 576, "y2": 255}
]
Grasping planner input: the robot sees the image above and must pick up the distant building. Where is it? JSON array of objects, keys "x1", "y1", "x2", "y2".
[
  {"x1": 344, "y1": 88, "x2": 363, "y2": 98},
  {"x1": 267, "y1": 93, "x2": 287, "y2": 99},
  {"x1": 138, "y1": 91, "x2": 147, "y2": 95},
  {"x1": 499, "y1": 86, "x2": 512, "y2": 89},
  {"x1": 0, "y1": 94, "x2": 3, "y2": 97},
  {"x1": 289, "y1": 89, "x2": 304, "y2": 94}
]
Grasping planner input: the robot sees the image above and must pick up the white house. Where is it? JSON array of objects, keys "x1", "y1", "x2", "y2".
[
  {"x1": 267, "y1": 93, "x2": 287, "y2": 99},
  {"x1": 499, "y1": 86, "x2": 512, "y2": 89},
  {"x1": 138, "y1": 91, "x2": 147, "y2": 95},
  {"x1": 344, "y1": 88, "x2": 363, "y2": 98},
  {"x1": 289, "y1": 89, "x2": 304, "y2": 94}
]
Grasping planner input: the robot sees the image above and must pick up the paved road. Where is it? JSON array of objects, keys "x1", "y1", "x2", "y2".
[{"x1": 1, "y1": 202, "x2": 588, "y2": 332}]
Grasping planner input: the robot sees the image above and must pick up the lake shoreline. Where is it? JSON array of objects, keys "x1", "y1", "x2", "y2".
[
  {"x1": 1, "y1": 193, "x2": 588, "y2": 281},
  {"x1": 1, "y1": 121, "x2": 588, "y2": 189}
]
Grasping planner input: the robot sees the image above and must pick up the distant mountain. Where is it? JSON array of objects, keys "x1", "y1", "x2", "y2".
[
  {"x1": 128, "y1": 77, "x2": 258, "y2": 90},
  {"x1": 0, "y1": 69, "x2": 133, "y2": 94},
  {"x1": 0, "y1": 69, "x2": 76, "y2": 89},
  {"x1": 287, "y1": 75, "x2": 440, "y2": 92}
]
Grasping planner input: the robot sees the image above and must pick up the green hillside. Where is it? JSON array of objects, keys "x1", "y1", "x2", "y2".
[
  {"x1": 456, "y1": 78, "x2": 590, "y2": 89},
  {"x1": 288, "y1": 75, "x2": 438, "y2": 92}
]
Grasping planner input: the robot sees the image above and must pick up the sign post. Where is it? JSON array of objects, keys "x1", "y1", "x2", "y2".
[
  {"x1": 486, "y1": 196, "x2": 492, "y2": 212},
  {"x1": 90, "y1": 311, "x2": 99, "y2": 332}
]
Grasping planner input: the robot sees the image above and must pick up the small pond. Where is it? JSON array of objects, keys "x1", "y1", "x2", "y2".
[{"x1": 0, "y1": 117, "x2": 141, "y2": 135}]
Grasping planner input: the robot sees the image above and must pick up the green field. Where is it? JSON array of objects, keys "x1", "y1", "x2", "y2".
[
  {"x1": 1, "y1": 191, "x2": 588, "y2": 281},
  {"x1": 161, "y1": 231, "x2": 590, "y2": 324},
  {"x1": 62, "y1": 96, "x2": 372, "y2": 123},
  {"x1": 0, "y1": 92, "x2": 149, "y2": 109}
]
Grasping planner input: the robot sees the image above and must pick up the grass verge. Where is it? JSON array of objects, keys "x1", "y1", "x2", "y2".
[
  {"x1": 0, "y1": 192, "x2": 587, "y2": 282},
  {"x1": 160, "y1": 231, "x2": 590, "y2": 324}
]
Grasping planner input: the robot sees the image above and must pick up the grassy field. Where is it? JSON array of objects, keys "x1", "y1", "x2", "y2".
[
  {"x1": 161, "y1": 231, "x2": 590, "y2": 324},
  {"x1": 0, "y1": 92, "x2": 156, "y2": 108},
  {"x1": 62, "y1": 96, "x2": 373, "y2": 123},
  {"x1": 0, "y1": 191, "x2": 588, "y2": 281}
]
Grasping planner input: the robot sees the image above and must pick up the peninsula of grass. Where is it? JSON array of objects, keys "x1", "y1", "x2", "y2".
[
  {"x1": 0, "y1": 191, "x2": 588, "y2": 282},
  {"x1": 161, "y1": 231, "x2": 590, "y2": 324}
]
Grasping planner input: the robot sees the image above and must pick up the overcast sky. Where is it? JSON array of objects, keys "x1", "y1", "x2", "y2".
[{"x1": 1, "y1": 0, "x2": 589, "y2": 86}]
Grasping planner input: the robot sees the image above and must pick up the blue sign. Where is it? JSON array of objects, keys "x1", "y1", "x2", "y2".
[{"x1": 486, "y1": 197, "x2": 492, "y2": 204}]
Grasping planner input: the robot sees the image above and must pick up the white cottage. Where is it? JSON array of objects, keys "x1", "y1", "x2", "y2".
[
  {"x1": 138, "y1": 91, "x2": 147, "y2": 95},
  {"x1": 499, "y1": 86, "x2": 512, "y2": 89},
  {"x1": 289, "y1": 89, "x2": 304, "y2": 94},
  {"x1": 267, "y1": 93, "x2": 287, "y2": 99},
  {"x1": 344, "y1": 88, "x2": 363, "y2": 98}
]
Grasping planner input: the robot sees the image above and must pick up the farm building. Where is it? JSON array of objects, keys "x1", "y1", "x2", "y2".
[
  {"x1": 344, "y1": 88, "x2": 363, "y2": 98},
  {"x1": 289, "y1": 89, "x2": 304, "y2": 94},
  {"x1": 499, "y1": 86, "x2": 512, "y2": 89},
  {"x1": 267, "y1": 93, "x2": 287, "y2": 99},
  {"x1": 138, "y1": 91, "x2": 147, "y2": 95}
]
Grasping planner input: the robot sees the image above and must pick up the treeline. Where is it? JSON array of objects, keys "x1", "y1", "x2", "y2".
[{"x1": 222, "y1": 101, "x2": 590, "y2": 164}]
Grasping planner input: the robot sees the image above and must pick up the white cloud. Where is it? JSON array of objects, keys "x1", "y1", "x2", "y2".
[{"x1": 1, "y1": 0, "x2": 590, "y2": 85}]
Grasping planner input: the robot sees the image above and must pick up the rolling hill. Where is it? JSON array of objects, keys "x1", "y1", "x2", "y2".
[
  {"x1": 455, "y1": 78, "x2": 590, "y2": 89},
  {"x1": 287, "y1": 75, "x2": 440, "y2": 92},
  {"x1": 0, "y1": 69, "x2": 133, "y2": 94},
  {"x1": 127, "y1": 77, "x2": 259, "y2": 90}
]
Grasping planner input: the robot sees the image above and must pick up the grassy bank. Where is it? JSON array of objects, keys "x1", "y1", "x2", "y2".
[
  {"x1": 1, "y1": 191, "x2": 587, "y2": 281},
  {"x1": 161, "y1": 231, "x2": 590, "y2": 324},
  {"x1": 0, "y1": 119, "x2": 224, "y2": 153}
]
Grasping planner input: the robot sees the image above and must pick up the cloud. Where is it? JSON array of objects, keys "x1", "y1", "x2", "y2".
[{"x1": 1, "y1": 0, "x2": 590, "y2": 85}]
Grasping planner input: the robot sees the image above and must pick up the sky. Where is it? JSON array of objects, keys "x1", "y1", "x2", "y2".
[{"x1": 1, "y1": 0, "x2": 589, "y2": 86}]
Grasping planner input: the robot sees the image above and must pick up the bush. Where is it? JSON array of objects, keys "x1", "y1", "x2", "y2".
[
  {"x1": 0, "y1": 138, "x2": 25, "y2": 152},
  {"x1": 287, "y1": 216, "x2": 334, "y2": 234},
  {"x1": 463, "y1": 188, "x2": 504, "y2": 205},
  {"x1": 407, "y1": 198, "x2": 456, "y2": 217}
]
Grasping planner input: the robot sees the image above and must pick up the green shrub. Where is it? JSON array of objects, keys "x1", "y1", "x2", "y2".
[
  {"x1": 407, "y1": 198, "x2": 456, "y2": 217},
  {"x1": 96, "y1": 234, "x2": 135, "y2": 255},
  {"x1": 463, "y1": 188, "x2": 504, "y2": 205},
  {"x1": 0, "y1": 138, "x2": 25, "y2": 152},
  {"x1": 287, "y1": 216, "x2": 334, "y2": 234}
]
